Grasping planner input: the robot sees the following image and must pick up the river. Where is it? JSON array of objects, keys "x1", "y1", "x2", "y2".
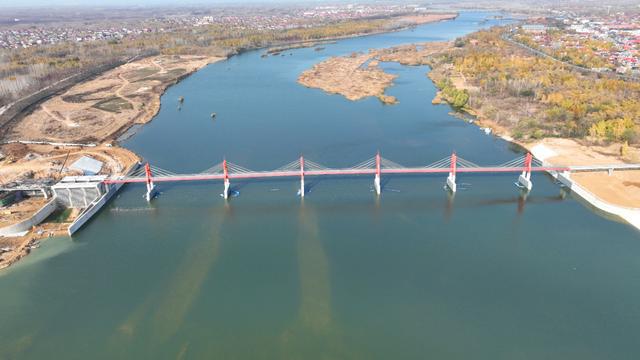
[{"x1": 1, "y1": 12, "x2": 640, "y2": 359}]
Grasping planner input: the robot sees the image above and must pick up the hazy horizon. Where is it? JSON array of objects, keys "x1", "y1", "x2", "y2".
[
  {"x1": 0, "y1": 0, "x2": 380, "y2": 8},
  {"x1": 1, "y1": 0, "x2": 637, "y2": 10}
]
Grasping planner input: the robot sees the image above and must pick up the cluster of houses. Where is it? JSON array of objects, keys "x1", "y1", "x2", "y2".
[
  {"x1": 520, "y1": 12, "x2": 640, "y2": 75},
  {"x1": 0, "y1": 4, "x2": 424, "y2": 50},
  {"x1": 0, "y1": 25, "x2": 155, "y2": 49},
  {"x1": 155, "y1": 4, "x2": 422, "y2": 32}
]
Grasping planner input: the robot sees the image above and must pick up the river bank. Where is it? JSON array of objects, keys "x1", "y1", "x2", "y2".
[
  {"x1": 0, "y1": 55, "x2": 218, "y2": 270},
  {"x1": 296, "y1": 35, "x2": 640, "y2": 230}
]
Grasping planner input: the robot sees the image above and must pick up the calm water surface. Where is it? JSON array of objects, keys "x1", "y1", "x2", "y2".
[{"x1": 1, "y1": 12, "x2": 640, "y2": 359}]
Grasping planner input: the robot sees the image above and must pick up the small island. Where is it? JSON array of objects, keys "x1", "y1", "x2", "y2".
[
  {"x1": 298, "y1": 53, "x2": 398, "y2": 104},
  {"x1": 297, "y1": 42, "x2": 451, "y2": 104}
]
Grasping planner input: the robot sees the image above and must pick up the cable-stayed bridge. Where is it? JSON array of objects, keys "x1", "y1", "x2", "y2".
[{"x1": 102, "y1": 152, "x2": 579, "y2": 201}]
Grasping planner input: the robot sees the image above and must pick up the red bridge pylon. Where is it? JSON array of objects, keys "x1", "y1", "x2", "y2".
[{"x1": 518, "y1": 152, "x2": 533, "y2": 191}]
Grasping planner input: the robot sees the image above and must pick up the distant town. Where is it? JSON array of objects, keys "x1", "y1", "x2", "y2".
[
  {"x1": 517, "y1": 11, "x2": 640, "y2": 75},
  {"x1": 0, "y1": 4, "x2": 426, "y2": 49}
]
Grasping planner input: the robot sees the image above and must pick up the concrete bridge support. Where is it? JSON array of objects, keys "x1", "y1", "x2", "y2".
[
  {"x1": 223, "y1": 179, "x2": 230, "y2": 200},
  {"x1": 517, "y1": 153, "x2": 533, "y2": 191},
  {"x1": 446, "y1": 152, "x2": 457, "y2": 193}
]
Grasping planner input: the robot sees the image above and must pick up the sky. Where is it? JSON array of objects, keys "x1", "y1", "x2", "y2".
[{"x1": 0, "y1": 0, "x2": 336, "y2": 7}]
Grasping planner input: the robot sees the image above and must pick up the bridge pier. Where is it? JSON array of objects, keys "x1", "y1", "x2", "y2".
[
  {"x1": 144, "y1": 162, "x2": 156, "y2": 202},
  {"x1": 374, "y1": 152, "x2": 381, "y2": 195},
  {"x1": 223, "y1": 179, "x2": 230, "y2": 199},
  {"x1": 517, "y1": 153, "x2": 533, "y2": 191},
  {"x1": 446, "y1": 152, "x2": 457, "y2": 193}
]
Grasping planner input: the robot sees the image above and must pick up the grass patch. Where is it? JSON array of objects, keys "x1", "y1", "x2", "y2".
[
  {"x1": 92, "y1": 96, "x2": 133, "y2": 113},
  {"x1": 143, "y1": 68, "x2": 187, "y2": 82},
  {"x1": 62, "y1": 85, "x2": 116, "y2": 103},
  {"x1": 128, "y1": 67, "x2": 159, "y2": 81}
]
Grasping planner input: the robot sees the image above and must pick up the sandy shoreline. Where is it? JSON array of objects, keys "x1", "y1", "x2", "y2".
[{"x1": 437, "y1": 85, "x2": 640, "y2": 231}]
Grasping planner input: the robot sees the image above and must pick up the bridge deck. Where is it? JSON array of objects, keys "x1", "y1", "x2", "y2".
[
  {"x1": 103, "y1": 166, "x2": 571, "y2": 184},
  {"x1": 100, "y1": 153, "x2": 640, "y2": 186},
  {"x1": 569, "y1": 164, "x2": 640, "y2": 172}
]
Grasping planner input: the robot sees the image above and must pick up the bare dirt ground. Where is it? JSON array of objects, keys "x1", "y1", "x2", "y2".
[
  {"x1": 395, "y1": 13, "x2": 458, "y2": 25},
  {"x1": 6, "y1": 55, "x2": 224, "y2": 144},
  {"x1": 0, "y1": 143, "x2": 140, "y2": 185},
  {"x1": 0, "y1": 197, "x2": 48, "y2": 227},
  {"x1": 530, "y1": 138, "x2": 640, "y2": 208},
  {"x1": 0, "y1": 55, "x2": 214, "y2": 186}
]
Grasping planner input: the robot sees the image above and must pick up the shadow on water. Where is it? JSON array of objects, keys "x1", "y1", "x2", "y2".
[
  {"x1": 443, "y1": 190, "x2": 455, "y2": 222},
  {"x1": 277, "y1": 199, "x2": 357, "y2": 358},
  {"x1": 107, "y1": 202, "x2": 231, "y2": 356}
]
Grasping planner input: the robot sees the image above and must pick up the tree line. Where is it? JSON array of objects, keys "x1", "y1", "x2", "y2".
[{"x1": 429, "y1": 28, "x2": 639, "y2": 145}]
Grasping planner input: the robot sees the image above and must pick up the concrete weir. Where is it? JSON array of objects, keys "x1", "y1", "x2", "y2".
[{"x1": 66, "y1": 163, "x2": 142, "y2": 235}]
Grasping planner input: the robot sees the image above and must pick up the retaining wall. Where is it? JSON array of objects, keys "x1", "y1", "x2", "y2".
[
  {"x1": 556, "y1": 172, "x2": 640, "y2": 231},
  {"x1": 0, "y1": 198, "x2": 58, "y2": 237}
]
